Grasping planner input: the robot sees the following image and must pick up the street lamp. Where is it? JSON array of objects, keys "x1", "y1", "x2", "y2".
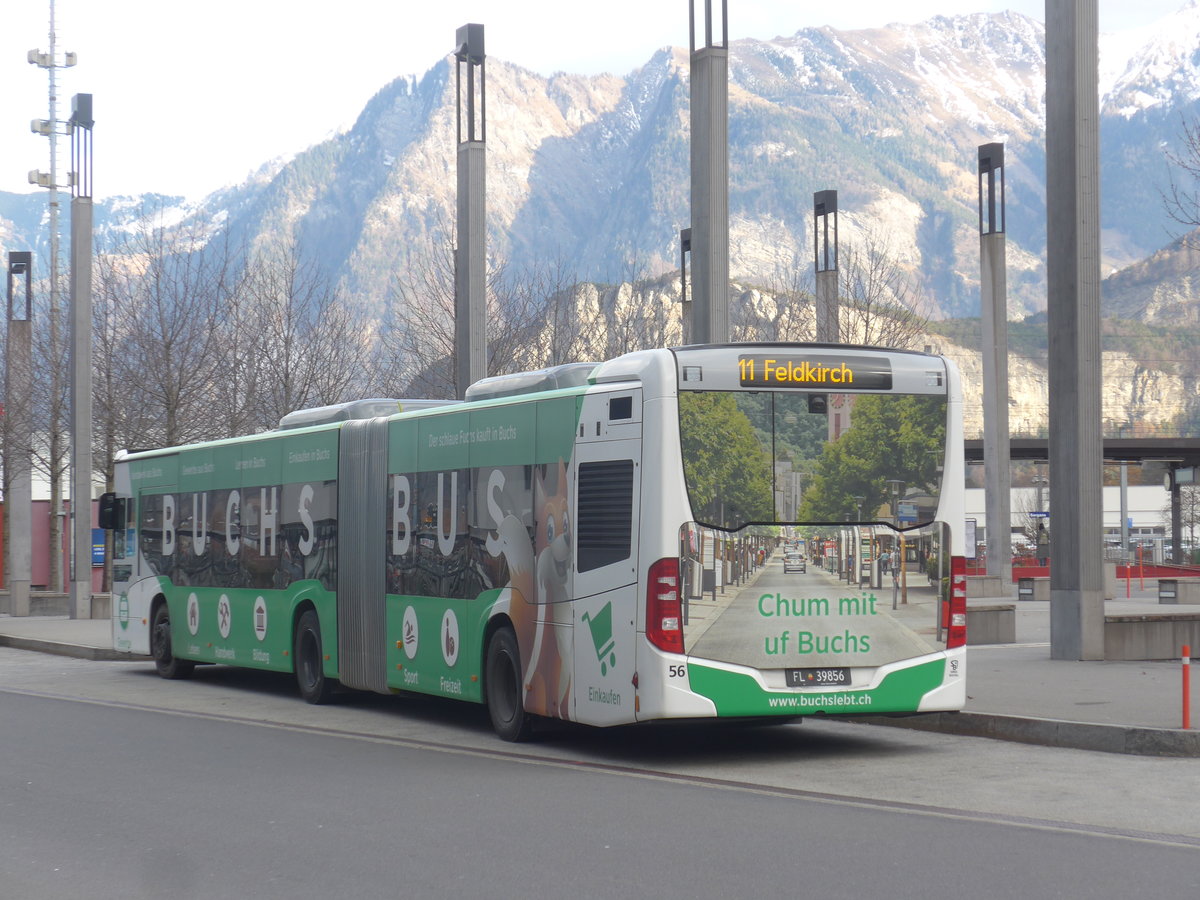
[
  {"x1": 886, "y1": 480, "x2": 905, "y2": 521},
  {"x1": 6, "y1": 252, "x2": 34, "y2": 616},
  {"x1": 886, "y1": 479, "x2": 907, "y2": 605},
  {"x1": 850, "y1": 495, "x2": 865, "y2": 585},
  {"x1": 1032, "y1": 464, "x2": 1048, "y2": 513},
  {"x1": 67, "y1": 92, "x2": 95, "y2": 619}
]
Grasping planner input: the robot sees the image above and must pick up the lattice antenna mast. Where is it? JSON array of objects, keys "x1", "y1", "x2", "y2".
[
  {"x1": 27, "y1": 0, "x2": 78, "y2": 593},
  {"x1": 28, "y1": 0, "x2": 78, "y2": 309}
]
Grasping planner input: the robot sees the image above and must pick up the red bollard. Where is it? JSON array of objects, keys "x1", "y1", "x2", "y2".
[{"x1": 1184, "y1": 644, "x2": 1192, "y2": 731}]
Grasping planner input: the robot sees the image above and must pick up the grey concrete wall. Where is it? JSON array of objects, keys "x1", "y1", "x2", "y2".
[
  {"x1": 967, "y1": 603, "x2": 1016, "y2": 644},
  {"x1": 1017, "y1": 577, "x2": 1051, "y2": 602},
  {"x1": 0, "y1": 592, "x2": 107, "y2": 618},
  {"x1": 1104, "y1": 613, "x2": 1200, "y2": 660},
  {"x1": 966, "y1": 575, "x2": 1009, "y2": 598},
  {"x1": 1157, "y1": 578, "x2": 1200, "y2": 604}
]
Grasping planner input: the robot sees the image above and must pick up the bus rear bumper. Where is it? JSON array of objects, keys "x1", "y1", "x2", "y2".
[{"x1": 677, "y1": 651, "x2": 963, "y2": 719}]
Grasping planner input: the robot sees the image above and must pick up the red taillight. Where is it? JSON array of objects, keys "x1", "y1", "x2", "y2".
[
  {"x1": 647, "y1": 557, "x2": 684, "y2": 654},
  {"x1": 946, "y1": 555, "x2": 968, "y2": 649}
]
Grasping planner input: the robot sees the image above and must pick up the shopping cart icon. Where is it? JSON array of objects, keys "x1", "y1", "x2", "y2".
[{"x1": 580, "y1": 602, "x2": 617, "y2": 676}]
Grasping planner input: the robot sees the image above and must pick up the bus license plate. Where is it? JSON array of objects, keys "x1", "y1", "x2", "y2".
[{"x1": 786, "y1": 667, "x2": 850, "y2": 687}]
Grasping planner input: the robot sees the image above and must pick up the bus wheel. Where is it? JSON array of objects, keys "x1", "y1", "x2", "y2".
[
  {"x1": 485, "y1": 626, "x2": 533, "y2": 742},
  {"x1": 151, "y1": 603, "x2": 194, "y2": 680},
  {"x1": 294, "y1": 610, "x2": 333, "y2": 704}
]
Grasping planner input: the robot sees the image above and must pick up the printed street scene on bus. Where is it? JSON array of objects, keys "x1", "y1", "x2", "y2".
[{"x1": 672, "y1": 348, "x2": 965, "y2": 718}]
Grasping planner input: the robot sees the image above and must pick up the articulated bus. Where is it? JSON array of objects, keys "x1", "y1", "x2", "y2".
[{"x1": 103, "y1": 343, "x2": 967, "y2": 740}]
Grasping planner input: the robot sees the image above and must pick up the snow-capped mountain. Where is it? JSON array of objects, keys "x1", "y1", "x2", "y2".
[{"x1": 1103, "y1": 0, "x2": 1200, "y2": 115}]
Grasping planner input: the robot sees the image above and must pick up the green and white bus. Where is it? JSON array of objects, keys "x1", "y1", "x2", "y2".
[{"x1": 103, "y1": 342, "x2": 967, "y2": 740}]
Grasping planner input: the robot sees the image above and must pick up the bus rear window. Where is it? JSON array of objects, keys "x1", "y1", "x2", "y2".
[{"x1": 678, "y1": 390, "x2": 947, "y2": 530}]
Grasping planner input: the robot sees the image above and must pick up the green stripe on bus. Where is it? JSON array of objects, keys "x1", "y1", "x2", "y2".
[{"x1": 686, "y1": 658, "x2": 945, "y2": 717}]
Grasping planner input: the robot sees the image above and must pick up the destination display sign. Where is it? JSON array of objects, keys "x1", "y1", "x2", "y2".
[{"x1": 737, "y1": 355, "x2": 893, "y2": 390}]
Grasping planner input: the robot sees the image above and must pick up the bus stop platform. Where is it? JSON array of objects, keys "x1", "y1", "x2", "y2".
[
  {"x1": 1, "y1": 606, "x2": 1197, "y2": 757},
  {"x1": 843, "y1": 574, "x2": 1199, "y2": 756}
]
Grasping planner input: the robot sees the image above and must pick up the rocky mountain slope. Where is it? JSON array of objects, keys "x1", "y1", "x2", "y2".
[
  {"x1": 5, "y1": 8, "x2": 1200, "y2": 435},
  {"x1": 6, "y1": 9, "x2": 1200, "y2": 319}
]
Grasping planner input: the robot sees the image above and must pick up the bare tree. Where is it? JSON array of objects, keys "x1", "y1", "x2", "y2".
[
  {"x1": 732, "y1": 233, "x2": 933, "y2": 349},
  {"x1": 1162, "y1": 483, "x2": 1200, "y2": 559},
  {"x1": 205, "y1": 231, "x2": 259, "y2": 439},
  {"x1": 240, "y1": 238, "x2": 372, "y2": 428},
  {"x1": 1010, "y1": 483, "x2": 1047, "y2": 556},
  {"x1": 736, "y1": 259, "x2": 816, "y2": 343},
  {"x1": 93, "y1": 246, "x2": 139, "y2": 483},
  {"x1": 839, "y1": 231, "x2": 933, "y2": 349},
  {"x1": 21, "y1": 264, "x2": 70, "y2": 591},
  {"x1": 1, "y1": 293, "x2": 37, "y2": 590},
  {"x1": 599, "y1": 272, "x2": 686, "y2": 358},
  {"x1": 1163, "y1": 116, "x2": 1200, "y2": 239},
  {"x1": 96, "y1": 207, "x2": 230, "y2": 450},
  {"x1": 384, "y1": 227, "x2": 939, "y2": 398},
  {"x1": 376, "y1": 224, "x2": 592, "y2": 398},
  {"x1": 511, "y1": 256, "x2": 598, "y2": 368},
  {"x1": 488, "y1": 256, "x2": 585, "y2": 374},
  {"x1": 376, "y1": 229, "x2": 462, "y2": 399}
]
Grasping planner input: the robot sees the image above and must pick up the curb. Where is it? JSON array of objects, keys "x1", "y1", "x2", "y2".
[
  {"x1": 4, "y1": 635, "x2": 1196, "y2": 756},
  {"x1": 0, "y1": 634, "x2": 148, "y2": 663},
  {"x1": 853, "y1": 711, "x2": 1200, "y2": 758}
]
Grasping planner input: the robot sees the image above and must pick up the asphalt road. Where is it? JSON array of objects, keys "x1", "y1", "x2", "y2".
[{"x1": 1, "y1": 650, "x2": 1197, "y2": 899}]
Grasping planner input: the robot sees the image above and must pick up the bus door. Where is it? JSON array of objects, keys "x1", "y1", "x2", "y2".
[
  {"x1": 569, "y1": 389, "x2": 642, "y2": 726},
  {"x1": 103, "y1": 479, "x2": 143, "y2": 653}
]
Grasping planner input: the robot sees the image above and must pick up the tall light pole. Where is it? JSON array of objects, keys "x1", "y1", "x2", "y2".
[
  {"x1": 5, "y1": 253, "x2": 34, "y2": 617},
  {"x1": 886, "y1": 480, "x2": 904, "y2": 523},
  {"x1": 852, "y1": 495, "x2": 864, "y2": 585},
  {"x1": 887, "y1": 479, "x2": 907, "y2": 605},
  {"x1": 454, "y1": 23, "x2": 486, "y2": 398},
  {"x1": 979, "y1": 142, "x2": 1012, "y2": 592},
  {"x1": 688, "y1": 0, "x2": 730, "y2": 343},
  {"x1": 68, "y1": 93, "x2": 94, "y2": 620},
  {"x1": 814, "y1": 190, "x2": 839, "y2": 342}
]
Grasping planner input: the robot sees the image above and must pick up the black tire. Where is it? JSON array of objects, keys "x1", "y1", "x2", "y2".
[
  {"x1": 151, "y1": 602, "x2": 194, "y2": 680},
  {"x1": 294, "y1": 609, "x2": 334, "y2": 704},
  {"x1": 485, "y1": 626, "x2": 533, "y2": 742}
]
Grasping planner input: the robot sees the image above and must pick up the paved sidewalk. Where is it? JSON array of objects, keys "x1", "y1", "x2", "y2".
[
  {"x1": 2, "y1": 598, "x2": 1197, "y2": 756},
  {"x1": 0, "y1": 615, "x2": 134, "y2": 661}
]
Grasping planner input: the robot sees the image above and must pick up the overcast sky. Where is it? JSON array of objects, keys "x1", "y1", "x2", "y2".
[{"x1": 0, "y1": 1, "x2": 1190, "y2": 200}]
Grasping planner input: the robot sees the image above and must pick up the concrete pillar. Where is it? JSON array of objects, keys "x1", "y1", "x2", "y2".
[{"x1": 1046, "y1": 0, "x2": 1105, "y2": 660}]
